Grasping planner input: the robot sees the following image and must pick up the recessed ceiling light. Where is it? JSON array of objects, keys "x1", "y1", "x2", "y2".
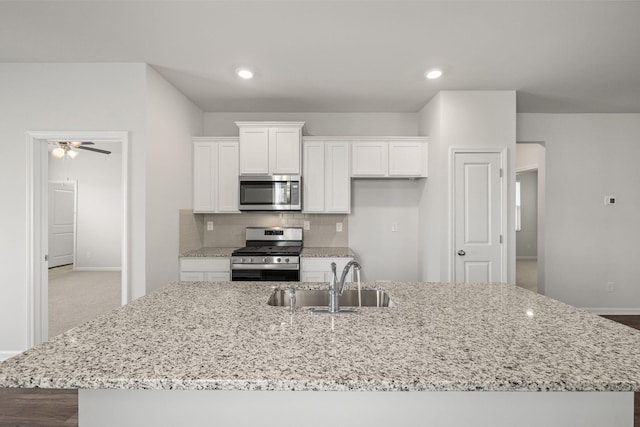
[
  {"x1": 425, "y1": 69, "x2": 443, "y2": 80},
  {"x1": 237, "y1": 68, "x2": 254, "y2": 79}
]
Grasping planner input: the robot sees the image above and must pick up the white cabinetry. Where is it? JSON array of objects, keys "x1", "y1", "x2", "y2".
[
  {"x1": 300, "y1": 257, "x2": 355, "y2": 283},
  {"x1": 180, "y1": 258, "x2": 230, "y2": 282},
  {"x1": 193, "y1": 137, "x2": 239, "y2": 213},
  {"x1": 351, "y1": 141, "x2": 387, "y2": 176},
  {"x1": 302, "y1": 139, "x2": 350, "y2": 214},
  {"x1": 351, "y1": 138, "x2": 428, "y2": 178},
  {"x1": 236, "y1": 122, "x2": 305, "y2": 175}
]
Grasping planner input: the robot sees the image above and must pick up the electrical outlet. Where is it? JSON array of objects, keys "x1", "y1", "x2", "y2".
[
  {"x1": 207, "y1": 221, "x2": 214, "y2": 231},
  {"x1": 606, "y1": 282, "x2": 615, "y2": 293},
  {"x1": 391, "y1": 221, "x2": 399, "y2": 232},
  {"x1": 303, "y1": 220, "x2": 310, "y2": 231},
  {"x1": 336, "y1": 222, "x2": 343, "y2": 232}
]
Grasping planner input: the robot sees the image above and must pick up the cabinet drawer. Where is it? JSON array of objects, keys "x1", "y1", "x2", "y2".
[
  {"x1": 180, "y1": 258, "x2": 230, "y2": 272},
  {"x1": 301, "y1": 272, "x2": 326, "y2": 282},
  {"x1": 206, "y1": 272, "x2": 230, "y2": 282},
  {"x1": 180, "y1": 271, "x2": 205, "y2": 282}
]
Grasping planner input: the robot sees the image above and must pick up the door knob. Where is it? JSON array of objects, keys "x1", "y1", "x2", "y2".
[{"x1": 457, "y1": 250, "x2": 466, "y2": 256}]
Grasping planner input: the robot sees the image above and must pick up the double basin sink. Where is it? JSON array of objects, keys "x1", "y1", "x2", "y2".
[{"x1": 268, "y1": 289, "x2": 394, "y2": 308}]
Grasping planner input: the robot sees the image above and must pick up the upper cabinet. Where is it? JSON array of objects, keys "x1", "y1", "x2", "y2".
[
  {"x1": 193, "y1": 137, "x2": 239, "y2": 213},
  {"x1": 351, "y1": 137, "x2": 428, "y2": 178},
  {"x1": 236, "y1": 122, "x2": 305, "y2": 175},
  {"x1": 303, "y1": 138, "x2": 351, "y2": 214}
]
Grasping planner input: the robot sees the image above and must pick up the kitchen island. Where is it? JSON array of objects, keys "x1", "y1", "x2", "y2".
[{"x1": 2, "y1": 281, "x2": 640, "y2": 426}]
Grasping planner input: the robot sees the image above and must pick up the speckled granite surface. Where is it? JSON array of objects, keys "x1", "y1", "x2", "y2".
[
  {"x1": 180, "y1": 247, "x2": 236, "y2": 257},
  {"x1": 181, "y1": 247, "x2": 354, "y2": 258},
  {"x1": 2, "y1": 281, "x2": 640, "y2": 392},
  {"x1": 301, "y1": 247, "x2": 355, "y2": 257}
]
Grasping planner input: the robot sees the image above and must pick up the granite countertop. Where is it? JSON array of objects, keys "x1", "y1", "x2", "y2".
[
  {"x1": 181, "y1": 247, "x2": 355, "y2": 258},
  {"x1": 180, "y1": 247, "x2": 236, "y2": 257},
  {"x1": 300, "y1": 247, "x2": 355, "y2": 257},
  {"x1": 2, "y1": 281, "x2": 640, "y2": 392}
]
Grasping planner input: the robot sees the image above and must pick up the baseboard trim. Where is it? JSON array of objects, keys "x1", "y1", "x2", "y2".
[
  {"x1": 0, "y1": 351, "x2": 21, "y2": 361},
  {"x1": 582, "y1": 307, "x2": 640, "y2": 315},
  {"x1": 516, "y1": 256, "x2": 538, "y2": 260},
  {"x1": 73, "y1": 267, "x2": 122, "y2": 272}
]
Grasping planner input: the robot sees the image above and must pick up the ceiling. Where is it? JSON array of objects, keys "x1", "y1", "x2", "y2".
[{"x1": 1, "y1": 1, "x2": 639, "y2": 113}]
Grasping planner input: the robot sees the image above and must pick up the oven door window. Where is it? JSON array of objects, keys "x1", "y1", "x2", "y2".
[
  {"x1": 232, "y1": 269, "x2": 299, "y2": 282},
  {"x1": 240, "y1": 181, "x2": 289, "y2": 206}
]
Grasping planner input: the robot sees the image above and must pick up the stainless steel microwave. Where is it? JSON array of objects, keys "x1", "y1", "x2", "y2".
[{"x1": 238, "y1": 175, "x2": 302, "y2": 211}]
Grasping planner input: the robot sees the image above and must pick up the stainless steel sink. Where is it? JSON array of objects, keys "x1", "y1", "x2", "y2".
[{"x1": 267, "y1": 289, "x2": 394, "y2": 308}]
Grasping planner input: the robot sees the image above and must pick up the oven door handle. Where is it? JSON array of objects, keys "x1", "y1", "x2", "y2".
[{"x1": 231, "y1": 264, "x2": 299, "y2": 270}]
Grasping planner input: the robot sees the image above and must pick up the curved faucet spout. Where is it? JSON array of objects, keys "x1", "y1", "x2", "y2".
[
  {"x1": 327, "y1": 260, "x2": 362, "y2": 313},
  {"x1": 337, "y1": 260, "x2": 361, "y2": 294}
]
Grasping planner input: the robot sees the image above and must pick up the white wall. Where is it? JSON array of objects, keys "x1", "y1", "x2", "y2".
[
  {"x1": 517, "y1": 114, "x2": 640, "y2": 312},
  {"x1": 49, "y1": 142, "x2": 122, "y2": 269},
  {"x1": 204, "y1": 112, "x2": 418, "y2": 136},
  {"x1": 0, "y1": 63, "x2": 147, "y2": 357},
  {"x1": 418, "y1": 91, "x2": 517, "y2": 283},
  {"x1": 349, "y1": 179, "x2": 422, "y2": 282},
  {"x1": 145, "y1": 66, "x2": 203, "y2": 293}
]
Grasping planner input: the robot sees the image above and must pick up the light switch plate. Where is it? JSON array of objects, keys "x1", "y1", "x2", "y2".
[
  {"x1": 207, "y1": 221, "x2": 214, "y2": 231},
  {"x1": 303, "y1": 220, "x2": 310, "y2": 231},
  {"x1": 391, "y1": 221, "x2": 399, "y2": 232},
  {"x1": 336, "y1": 222, "x2": 343, "y2": 232}
]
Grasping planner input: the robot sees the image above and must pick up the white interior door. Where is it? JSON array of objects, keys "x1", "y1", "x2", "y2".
[
  {"x1": 453, "y1": 151, "x2": 504, "y2": 282},
  {"x1": 48, "y1": 181, "x2": 76, "y2": 268}
]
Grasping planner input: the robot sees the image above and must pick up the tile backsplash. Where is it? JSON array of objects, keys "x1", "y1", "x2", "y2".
[{"x1": 179, "y1": 210, "x2": 348, "y2": 253}]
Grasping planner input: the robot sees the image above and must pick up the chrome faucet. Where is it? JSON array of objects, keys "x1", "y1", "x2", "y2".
[{"x1": 328, "y1": 260, "x2": 362, "y2": 313}]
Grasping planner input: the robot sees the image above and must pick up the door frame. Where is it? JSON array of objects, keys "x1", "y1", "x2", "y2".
[
  {"x1": 48, "y1": 180, "x2": 78, "y2": 268},
  {"x1": 449, "y1": 147, "x2": 508, "y2": 283},
  {"x1": 26, "y1": 131, "x2": 129, "y2": 346}
]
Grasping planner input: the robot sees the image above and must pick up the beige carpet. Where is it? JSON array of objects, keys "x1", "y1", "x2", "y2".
[
  {"x1": 48, "y1": 265, "x2": 121, "y2": 338},
  {"x1": 516, "y1": 259, "x2": 538, "y2": 293}
]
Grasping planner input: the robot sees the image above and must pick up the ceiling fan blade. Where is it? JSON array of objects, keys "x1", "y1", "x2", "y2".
[{"x1": 76, "y1": 146, "x2": 111, "y2": 155}]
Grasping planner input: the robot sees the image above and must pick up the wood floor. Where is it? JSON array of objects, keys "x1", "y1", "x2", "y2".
[{"x1": 1, "y1": 316, "x2": 639, "y2": 426}]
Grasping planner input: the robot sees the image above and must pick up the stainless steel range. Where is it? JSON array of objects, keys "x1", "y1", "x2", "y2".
[{"x1": 231, "y1": 227, "x2": 303, "y2": 281}]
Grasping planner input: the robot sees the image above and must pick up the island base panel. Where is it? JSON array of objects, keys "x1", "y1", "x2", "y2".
[{"x1": 79, "y1": 390, "x2": 632, "y2": 427}]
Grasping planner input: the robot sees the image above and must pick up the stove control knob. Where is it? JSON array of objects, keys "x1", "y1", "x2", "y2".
[
  {"x1": 285, "y1": 258, "x2": 290, "y2": 263},
  {"x1": 263, "y1": 257, "x2": 268, "y2": 263},
  {"x1": 277, "y1": 258, "x2": 282, "y2": 263}
]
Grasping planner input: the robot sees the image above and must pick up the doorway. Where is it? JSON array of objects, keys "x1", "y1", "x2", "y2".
[
  {"x1": 27, "y1": 131, "x2": 129, "y2": 346},
  {"x1": 515, "y1": 142, "x2": 546, "y2": 294}
]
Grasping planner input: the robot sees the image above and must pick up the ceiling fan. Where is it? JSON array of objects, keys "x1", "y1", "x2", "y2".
[{"x1": 50, "y1": 141, "x2": 111, "y2": 159}]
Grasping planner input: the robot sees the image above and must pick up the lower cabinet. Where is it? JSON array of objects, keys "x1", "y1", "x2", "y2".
[
  {"x1": 179, "y1": 258, "x2": 230, "y2": 282},
  {"x1": 300, "y1": 257, "x2": 355, "y2": 283}
]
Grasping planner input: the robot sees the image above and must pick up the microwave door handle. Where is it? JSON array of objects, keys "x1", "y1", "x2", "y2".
[{"x1": 286, "y1": 180, "x2": 291, "y2": 204}]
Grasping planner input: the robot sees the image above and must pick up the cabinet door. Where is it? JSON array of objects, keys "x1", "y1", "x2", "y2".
[
  {"x1": 269, "y1": 127, "x2": 300, "y2": 175},
  {"x1": 351, "y1": 141, "x2": 388, "y2": 177},
  {"x1": 239, "y1": 127, "x2": 269, "y2": 175},
  {"x1": 389, "y1": 141, "x2": 426, "y2": 177},
  {"x1": 193, "y1": 142, "x2": 217, "y2": 212},
  {"x1": 217, "y1": 141, "x2": 240, "y2": 212},
  {"x1": 303, "y1": 141, "x2": 325, "y2": 212},
  {"x1": 325, "y1": 142, "x2": 350, "y2": 213}
]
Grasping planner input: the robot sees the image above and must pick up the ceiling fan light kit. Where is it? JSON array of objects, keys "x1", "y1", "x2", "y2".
[{"x1": 50, "y1": 141, "x2": 111, "y2": 159}]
